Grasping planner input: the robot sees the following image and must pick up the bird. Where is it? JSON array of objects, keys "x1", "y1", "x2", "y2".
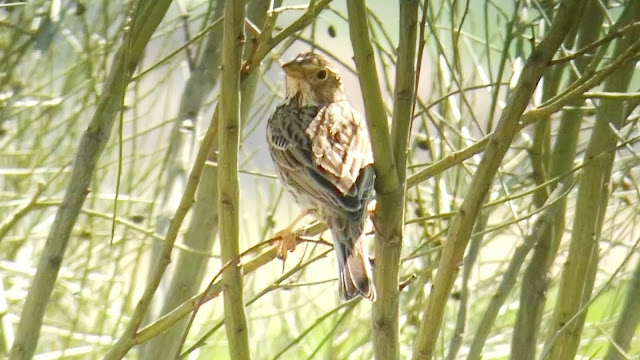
[{"x1": 266, "y1": 52, "x2": 376, "y2": 301}]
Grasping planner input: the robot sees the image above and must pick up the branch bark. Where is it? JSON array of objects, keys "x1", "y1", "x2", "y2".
[
  {"x1": 8, "y1": 1, "x2": 174, "y2": 358},
  {"x1": 142, "y1": 1, "x2": 275, "y2": 357},
  {"x1": 411, "y1": 0, "x2": 582, "y2": 358},
  {"x1": 604, "y1": 254, "x2": 640, "y2": 360},
  {"x1": 543, "y1": 2, "x2": 640, "y2": 358},
  {"x1": 511, "y1": 1, "x2": 604, "y2": 357},
  {"x1": 376, "y1": 1, "x2": 418, "y2": 360},
  {"x1": 346, "y1": 0, "x2": 399, "y2": 195},
  {"x1": 346, "y1": 1, "x2": 417, "y2": 359},
  {"x1": 218, "y1": 1, "x2": 251, "y2": 359}
]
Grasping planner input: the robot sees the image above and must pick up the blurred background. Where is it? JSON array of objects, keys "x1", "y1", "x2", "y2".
[{"x1": 0, "y1": 0, "x2": 639, "y2": 359}]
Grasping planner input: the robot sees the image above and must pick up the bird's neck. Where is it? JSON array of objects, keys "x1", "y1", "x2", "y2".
[{"x1": 285, "y1": 78, "x2": 346, "y2": 107}]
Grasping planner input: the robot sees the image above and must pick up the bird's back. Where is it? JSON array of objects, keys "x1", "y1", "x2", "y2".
[{"x1": 266, "y1": 100, "x2": 373, "y2": 222}]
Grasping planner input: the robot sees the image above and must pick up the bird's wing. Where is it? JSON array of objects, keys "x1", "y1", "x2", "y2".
[
  {"x1": 267, "y1": 105, "x2": 316, "y2": 171},
  {"x1": 267, "y1": 102, "x2": 374, "y2": 218},
  {"x1": 307, "y1": 102, "x2": 373, "y2": 193}
]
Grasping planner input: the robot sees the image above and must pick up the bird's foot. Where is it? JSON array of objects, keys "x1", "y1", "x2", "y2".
[
  {"x1": 274, "y1": 228, "x2": 298, "y2": 261},
  {"x1": 366, "y1": 199, "x2": 378, "y2": 235},
  {"x1": 273, "y1": 209, "x2": 315, "y2": 262}
]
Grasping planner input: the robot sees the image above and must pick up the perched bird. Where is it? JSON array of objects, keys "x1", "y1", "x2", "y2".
[{"x1": 266, "y1": 52, "x2": 376, "y2": 301}]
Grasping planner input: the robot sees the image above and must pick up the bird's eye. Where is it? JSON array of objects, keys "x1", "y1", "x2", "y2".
[{"x1": 317, "y1": 70, "x2": 327, "y2": 80}]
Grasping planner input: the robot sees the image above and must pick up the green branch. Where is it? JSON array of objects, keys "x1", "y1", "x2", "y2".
[
  {"x1": 346, "y1": 0, "x2": 399, "y2": 195},
  {"x1": 242, "y1": 0, "x2": 332, "y2": 75},
  {"x1": 218, "y1": 0, "x2": 250, "y2": 359},
  {"x1": 369, "y1": 1, "x2": 418, "y2": 359},
  {"x1": 407, "y1": 37, "x2": 640, "y2": 191},
  {"x1": 142, "y1": 1, "x2": 276, "y2": 357},
  {"x1": 544, "y1": 2, "x2": 640, "y2": 357},
  {"x1": 411, "y1": 0, "x2": 583, "y2": 358},
  {"x1": 468, "y1": 181, "x2": 573, "y2": 359},
  {"x1": 8, "y1": 1, "x2": 174, "y2": 359},
  {"x1": 512, "y1": 1, "x2": 605, "y2": 356},
  {"x1": 134, "y1": 232, "x2": 328, "y2": 348}
]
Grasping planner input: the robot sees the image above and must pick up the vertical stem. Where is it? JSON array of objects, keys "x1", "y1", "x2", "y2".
[
  {"x1": 219, "y1": 1, "x2": 250, "y2": 360},
  {"x1": 346, "y1": 1, "x2": 417, "y2": 359},
  {"x1": 511, "y1": 1, "x2": 604, "y2": 358},
  {"x1": 604, "y1": 255, "x2": 640, "y2": 360},
  {"x1": 448, "y1": 212, "x2": 489, "y2": 360},
  {"x1": 8, "y1": 1, "x2": 173, "y2": 359},
  {"x1": 411, "y1": 0, "x2": 581, "y2": 358},
  {"x1": 345, "y1": 0, "x2": 399, "y2": 195},
  {"x1": 374, "y1": 1, "x2": 418, "y2": 359},
  {"x1": 391, "y1": 0, "x2": 418, "y2": 184},
  {"x1": 543, "y1": 3, "x2": 640, "y2": 357},
  {"x1": 142, "y1": 1, "x2": 274, "y2": 357}
]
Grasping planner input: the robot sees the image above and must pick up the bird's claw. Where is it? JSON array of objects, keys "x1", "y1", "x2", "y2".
[
  {"x1": 366, "y1": 199, "x2": 378, "y2": 235},
  {"x1": 274, "y1": 230, "x2": 298, "y2": 261}
]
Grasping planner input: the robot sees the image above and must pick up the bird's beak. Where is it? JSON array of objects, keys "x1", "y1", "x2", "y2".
[{"x1": 282, "y1": 61, "x2": 304, "y2": 79}]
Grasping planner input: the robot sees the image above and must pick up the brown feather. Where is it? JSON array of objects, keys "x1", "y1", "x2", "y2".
[
  {"x1": 307, "y1": 103, "x2": 373, "y2": 195},
  {"x1": 267, "y1": 52, "x2": 376, "y2": 301}
]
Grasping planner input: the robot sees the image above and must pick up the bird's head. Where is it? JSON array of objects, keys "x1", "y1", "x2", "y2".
[{"x1": 282, "y1": 52, "x2": 346, "y2": 106}]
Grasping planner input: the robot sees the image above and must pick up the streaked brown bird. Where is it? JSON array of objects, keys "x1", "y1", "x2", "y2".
[{"x1": 267, "y1": 52, "x2": 376, "y2": 301}]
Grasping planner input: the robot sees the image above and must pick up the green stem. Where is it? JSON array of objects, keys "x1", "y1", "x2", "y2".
[
  {"x1": 603, "y1": 254, "x2": 640, "y2": 360},
  {"x1": 543, "y1": 3, "x2": 640, "y2": 357},
  {"x1": 346, "y1": 1, "x2": 416, "y2": 359},
  {"x1": 218, "y1": 0, "x2": 250, "y2": 359},
  {"x1": 346, "y1": 0, "x2": 399, "y2": 196},
  {"x1": 8, "y1": 1, "x2": 173, "y2": 359},
  {"x1": 511, "y1": 1, "x2": 605, "y2": 357},
  {"x1": 411, "y1": 0, "x2": 582, "y2": 358},
  {"x1": 467, "y1": 182, "x2": 572, "y2": 360}
]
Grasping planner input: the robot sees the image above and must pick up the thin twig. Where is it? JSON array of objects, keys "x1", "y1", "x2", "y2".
[{"x1": 548, "y1": 21, "x2": 640, "y2": 65}]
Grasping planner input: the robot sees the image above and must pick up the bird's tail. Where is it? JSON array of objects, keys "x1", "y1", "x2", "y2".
[{"x1": 329, "y1": 218, "x2": 376, "y2": 301}]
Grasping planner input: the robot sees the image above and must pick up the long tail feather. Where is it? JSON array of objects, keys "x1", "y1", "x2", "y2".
[{"x1": 334, "y1": 231, "x2": 376, "y2": 301}]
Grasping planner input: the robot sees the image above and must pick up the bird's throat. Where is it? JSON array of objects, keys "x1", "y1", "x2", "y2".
[{"x1": 285, "y1": 77, "x2": 319, "y2": 107}]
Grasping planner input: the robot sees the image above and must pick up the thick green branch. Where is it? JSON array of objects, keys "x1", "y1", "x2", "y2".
[
  {"x1": 369, "y1": 1, "x2": 418, "y2": 360},
  {"x1": 391, "y1": 1, "x2": 418, "y2": 183},
  {"x1": 218, "y1": 1, "x2": 250, "y2": 359},
  {"x1": 544, "y1": 2, "x2": 640, "y2": 358},
  {"x1": 142, "y1": 2, "x2": 275, "y2": 358},
  {"x1": 512, "y1": 1, "x2": 604, "y2": 357},
  {"x1": 411, "y1": 0, "x2": 582, "y2": 358},
  {"x1": 8, "y1": 1, "x2": 173, "y2": 359},
  {"x1": 604, "y1": 254, "x2": 640, "y2": 360},
  {"x1": 346, "y1": 0, "x2": 399, "y2": 195}
]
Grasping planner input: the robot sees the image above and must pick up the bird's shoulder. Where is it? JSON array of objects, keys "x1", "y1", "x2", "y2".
[
  {"x1": 306, "y1": 101, "x2": 373, "y2": 195},
  {"x1": 267, "y1": 100, "x2": 374, "y2": 218},
  {"x1": 266, "y1": 102, "x2": 319, "y2": 150}
]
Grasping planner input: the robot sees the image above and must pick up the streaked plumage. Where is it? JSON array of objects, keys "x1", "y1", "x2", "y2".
[{"x1": 267, "y1": 52, "x2": 376, "y2": 301}]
